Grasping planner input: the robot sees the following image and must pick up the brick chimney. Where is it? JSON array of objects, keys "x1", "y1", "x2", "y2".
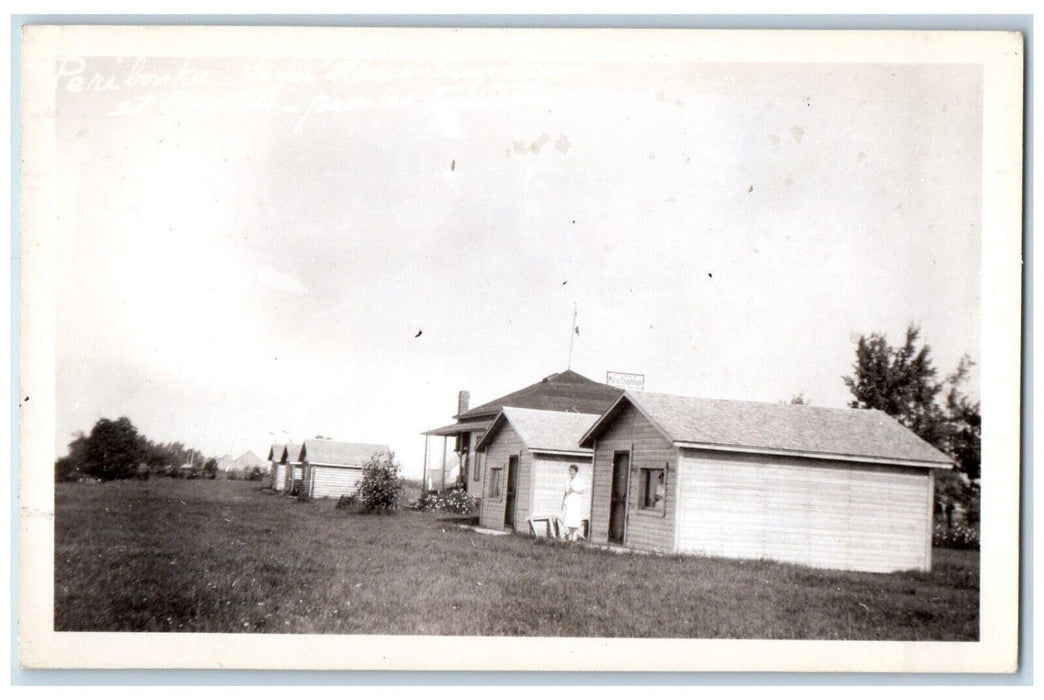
[{"x1": 457, "y1": 390, "x2": 470, "y2": 415}]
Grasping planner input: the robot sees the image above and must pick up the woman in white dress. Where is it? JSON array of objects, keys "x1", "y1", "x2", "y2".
[{"x1": 561, "y1": 464, "x2": 586, "y2": 541}]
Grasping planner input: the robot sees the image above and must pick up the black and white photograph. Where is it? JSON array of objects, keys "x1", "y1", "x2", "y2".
[{"x1": 17, "y1": 25, "x2": 1023, "y2": 672}]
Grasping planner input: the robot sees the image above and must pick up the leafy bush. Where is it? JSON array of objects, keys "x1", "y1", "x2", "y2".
[
  {"x1": 55, "y1": 455, "x2": 83, "y2": 483},
  {"x1": 414, "y1": 487, "x2": 478, "y2": 514},
  {"x1": 82, "y1": 417, "x2": 148, "y2": 480},
  {"x1": 335, "y1": 494, "x2": 358, "y2": 510},
  {"x1": 356, "y1": 452, "x2": 404, "y2": 513},
  {"x1": 442, "y1": 488, "x2": 478, "y2": 515},
  {"x1": 933, "y1": 522, "x2": 980, "y2": 550},
  {"x1": 415, "y1": 490, "x2": 442, "y2": 511},
  {"x1": 247, "y1": 466, "x2": 265, "y2": 482}
]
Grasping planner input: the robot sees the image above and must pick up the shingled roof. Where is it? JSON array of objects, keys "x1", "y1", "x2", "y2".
[
  {"x1": 281, "y1": 443, "x2": 303, "y2": 463},
  {"x1": 267, "y1": 443, "x2": 285, "y2": 461},
  {"x1": 476, "y1": 407, "x2": 600, "y2": 456},
  {"x1": 580, "y1": 391, "x2": 952, "y2": 467},
  {"x1": 300, "y1": 439, "x2": 391, "y2": 467},
  {"x1": 455, "y1": 369, "x2": 624, "y2": 420}
]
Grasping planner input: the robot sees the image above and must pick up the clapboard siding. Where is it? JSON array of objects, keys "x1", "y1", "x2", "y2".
[
  {"x1": 675, "y1": 449, "x2": 933, "y2": 572},
  {"x1": 282, "y1": 464, "x2": 303, "y2": 492},
  {"x1": 528, "y1": 454, "x2": 593, "y2": 523},
  {"x1": 478, "y1": 423, "x2": 528, "y2": 531},
  {"x1": 589, "y1": 403, "x2": 678, "y2": 551},
  {"x1": 308, "y1": 464, "x2": 364, "y2": 499},
  {"x1": 272, "y1": 463, "x2": 286, "y2": 492}
]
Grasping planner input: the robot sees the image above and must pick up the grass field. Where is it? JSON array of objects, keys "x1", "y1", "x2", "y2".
[{"x1": 54, "y1": 479, "x2": 979, "y2": 639}]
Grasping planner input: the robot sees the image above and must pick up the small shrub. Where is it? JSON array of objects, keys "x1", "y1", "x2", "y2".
[
  {"x1": 336, "y1": 494, "x2": 358, "y2": 510},
  {"x1": 442, "y1": 487, "x2": 478, "y2": 515},
  {"x1": 933, "y1": 522, "x2": 980, "y2": 550},
  {"x1": 414, "y1": 488, "x2": 478, "y2": 514},
  {"x1": 357, "y1": 451, "x2": 404, "y2": 513},
  {"x1": 247, "y1": 466, "x2": 265, "y2": 482},
  {"x1": 415, "y1": 490, "x2": 442, "y2": 511}
]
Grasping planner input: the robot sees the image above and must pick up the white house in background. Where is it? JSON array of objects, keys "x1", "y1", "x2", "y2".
[
  {"x1": 215, "y1": 454, "x2": 235, "y2": 475},
  {"x1": 476, "y1": 407, "x2": 599, "y2": 535},
  {"x1": 233, "y1": 450, "x2": 264, "y2": 477},
  {"x1": 421, "y1": 369, "x2": 623, "y2": 494},
  {"x1": 299, "y1": 439, "x2": 392, "y2": 499},
  {"x1": 268, "y1": 444, "x2": 286, "y2": 491},
  {"x1": 579, "y1": 391, "x2": 953, "y2": 573}
]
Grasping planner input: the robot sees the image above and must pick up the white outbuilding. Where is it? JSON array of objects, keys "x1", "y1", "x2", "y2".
[
  {"x1": 268, "y1": 444, "x2": 286, "y2": 492},
  {"x1": 299, "y1": 439, "x2": 391, "y2": 499},
  {"x1": 477, "y1": 407, "x2": 600, "y2": 535},
  {"x1": 579, "y1": 391, "x2": 953, "y2": 573}
]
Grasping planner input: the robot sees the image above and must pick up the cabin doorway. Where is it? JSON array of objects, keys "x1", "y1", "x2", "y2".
[
  {"x1": 504, "y1": 455, "x2": 519, "y2": 529},
  {"x1": 608, "y1": 451, "x2": 630, "y2": 544}
]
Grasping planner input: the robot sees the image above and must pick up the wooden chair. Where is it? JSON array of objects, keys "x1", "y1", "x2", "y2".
[{"x1": 527, "y1": 515, "x2": 560, "y2": 538}]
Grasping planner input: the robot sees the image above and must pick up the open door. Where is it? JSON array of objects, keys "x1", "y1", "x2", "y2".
[
  {"x1": 504, "y1": 455, "x2": 519, "y2": 529},
  {"x1": 608, "y1": 451, "x2": 629, "y2": 544}
]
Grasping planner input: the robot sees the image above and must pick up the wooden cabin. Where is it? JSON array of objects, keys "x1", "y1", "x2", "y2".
[
  {"x1": 268, "y1": 444, "x2": 286, "y2": 492},
  {"x1": 578, "y1": 391, "x2": 953, "y2": 573},
  {"x1": 300, "y1": 439, "x2": 391, "y2": 499},
  {"x1": 422, "y1": 370, "x2": 623, "y2": 494},
  {"x1": 280, "y1": 443, "x2": 304, "y2": 495},
  {"x1": 477, "y1": 407, "x2": 600, "y2": 534}
]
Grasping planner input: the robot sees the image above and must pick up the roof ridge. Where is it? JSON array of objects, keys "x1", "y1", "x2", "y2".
[{"x1": 631, "y1": 390, "x2": 875, "y2": 414}]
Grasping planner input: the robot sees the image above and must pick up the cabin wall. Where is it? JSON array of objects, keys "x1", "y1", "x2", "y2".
[
  {"x1": 675, "y1": 449, "x2": 934, "y2": 573},
  {"x1": 282, "y1": 464, "x2": 303, "y2": 493},
  {"x1": 307, "y1": 464, "x2": 364, "y2": 499},
  {"x1": 478, "y1": 423, "x2": 529, "y2": 531},
  {"x1": 272, "y1": 463, "x2": 286, "y2": 492},
  {"x1": 528, "y1": 454, "x2": 593, "y2": 525},
  {"x1": 589, "y1": 404, "x2": 678, "y2": 552}
]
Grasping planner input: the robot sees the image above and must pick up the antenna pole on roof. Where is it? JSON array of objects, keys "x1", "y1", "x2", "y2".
[{"x1": 567, "y1": 301, "x2": 577, "y2": 369}]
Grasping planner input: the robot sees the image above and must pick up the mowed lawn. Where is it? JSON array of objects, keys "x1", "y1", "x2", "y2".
[{"x1": 55, "y1": 479, "x2": 979, "y2": 639}]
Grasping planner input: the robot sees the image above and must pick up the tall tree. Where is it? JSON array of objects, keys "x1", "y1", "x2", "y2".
[
  {"x1": 82, "y1": 417, "x2": 147, "y2": 480},
  {"x1": 842, "y1": 324, "x2": 948, "y2": 449},
  {"x1": 945, "y1": 356, "x2": 982, "y2": 480},
  {"x1": 843, "y1": 324, "x2": 980, "y2": 482}
]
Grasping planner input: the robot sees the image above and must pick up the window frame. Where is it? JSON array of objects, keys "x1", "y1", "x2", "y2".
[
  {"x1": 488, "y1": 466, "x2": 503, "y2": 499},
  {"x1": 639, "y1": 467, "x2": 666, "y2": 512}
]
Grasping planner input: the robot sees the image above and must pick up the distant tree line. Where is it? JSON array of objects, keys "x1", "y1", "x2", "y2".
[{"x1": 55, "y1": 416, "x2": 219, "y2": 482}]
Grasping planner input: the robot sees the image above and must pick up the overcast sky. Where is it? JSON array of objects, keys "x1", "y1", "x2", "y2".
[{"x1": 53, "y1": 54, "x2": 982, "y2": 477}]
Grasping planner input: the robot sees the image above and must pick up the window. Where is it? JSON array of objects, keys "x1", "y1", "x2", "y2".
[
  {"x1": 488, "y1": 467, "x2": 503, "y2": 498},
  {"x1": 640, "y1": 468, "x2": 666, "y2": 510},
  {"x1": 455, "y1": 433, "x2": 470, "y2": 454}
]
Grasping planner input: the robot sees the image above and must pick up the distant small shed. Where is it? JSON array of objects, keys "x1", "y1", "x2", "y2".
[
  {"x1": 477, "y1": 407, "x2": 600, "y2": 533},
  {"x1": 578, "y1": 391, "x2": 953, "y2": 573},
  {"x1": 280, "y1": 443, "x2": 303, "y2": 494},
  {"x1": 300, "y1": 439, "x2": 391, "y2": 499},
  {"x1": 268, "y1": 444, "x2": 286, "y2": 492}
]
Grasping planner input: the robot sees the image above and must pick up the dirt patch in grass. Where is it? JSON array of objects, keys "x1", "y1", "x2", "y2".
[{"x1": 54, "y1": 479, "x2": 978, "y2": 638}]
